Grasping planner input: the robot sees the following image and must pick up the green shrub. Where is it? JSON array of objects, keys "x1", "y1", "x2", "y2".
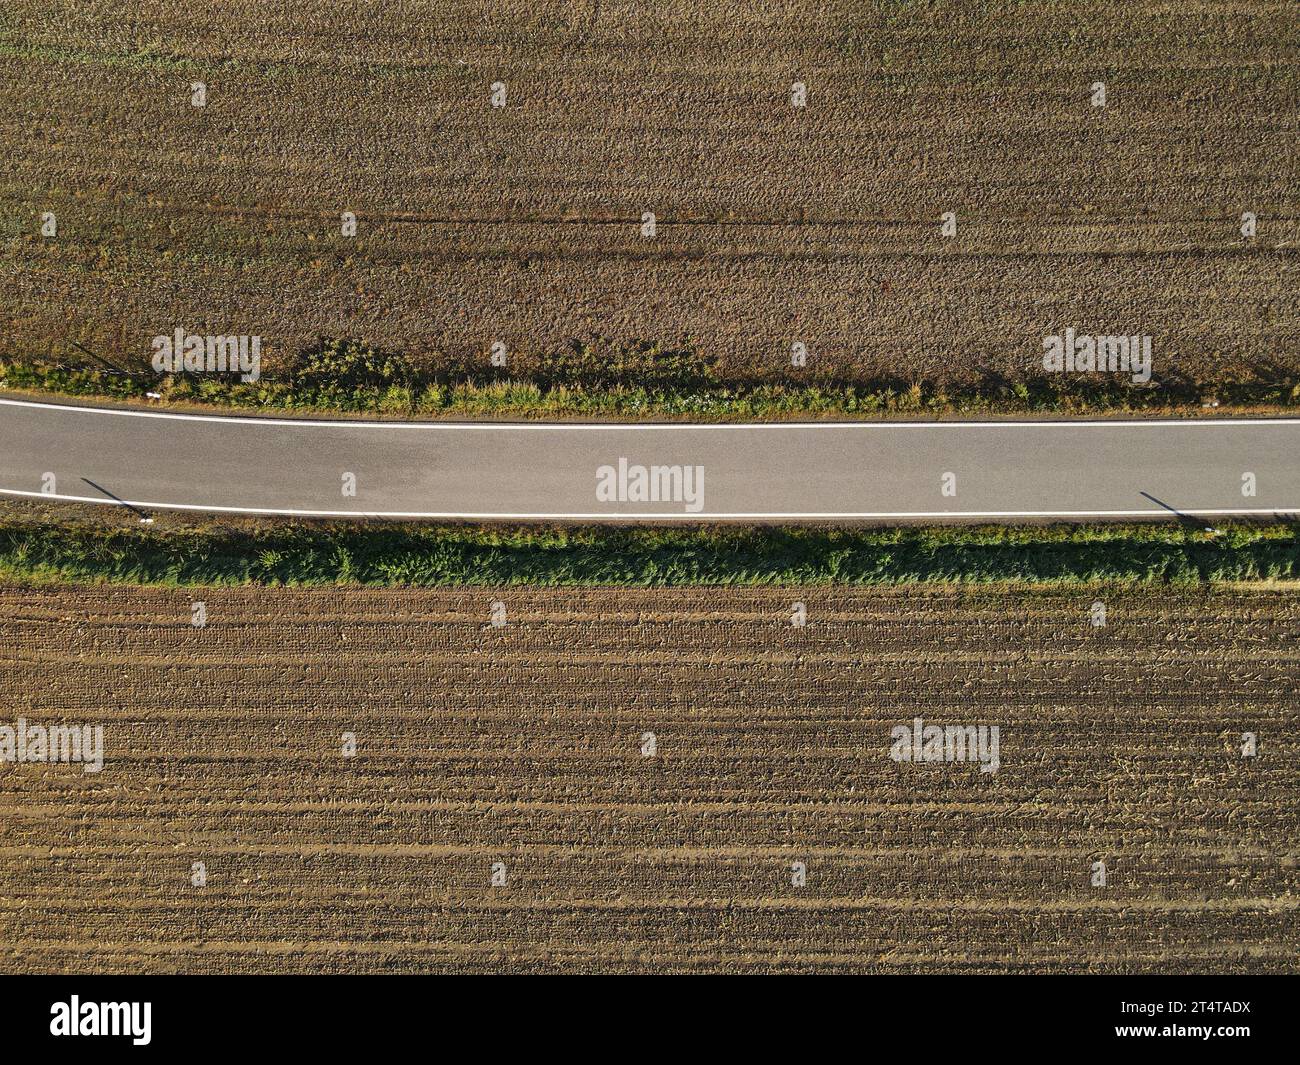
[{"x1": 290, "y1": 339, "x2": 416, "y2": 393}]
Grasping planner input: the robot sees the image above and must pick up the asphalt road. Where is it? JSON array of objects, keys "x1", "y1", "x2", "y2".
[{"x1": 0, "y1": 398, "x2": 1296, "y2": 522}]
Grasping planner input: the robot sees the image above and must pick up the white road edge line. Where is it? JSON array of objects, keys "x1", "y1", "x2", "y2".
[
  {"x1": 2, "y1": 489, "x2": 1295, "y2": 519},
  {"x1": 2, "y1": 397, "x2": 1298, "y2": 430}
]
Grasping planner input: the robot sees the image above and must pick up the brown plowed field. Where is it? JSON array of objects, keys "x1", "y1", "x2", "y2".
[
  {"x1": 2, "y1": 1, "x2": 1297, "y2": 386},
  {"x1": 1, "y1": 583, "x2": 1296, "y2": 973}
]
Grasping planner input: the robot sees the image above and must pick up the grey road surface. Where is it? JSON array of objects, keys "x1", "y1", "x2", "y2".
[{"x1": 0, "y1": 398, "x2": 1296, "y2": 522}]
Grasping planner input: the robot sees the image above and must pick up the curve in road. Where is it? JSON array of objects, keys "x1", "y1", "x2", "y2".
[{"x1": 1, "y1": 398, "x2": 1296, "y2": 522}]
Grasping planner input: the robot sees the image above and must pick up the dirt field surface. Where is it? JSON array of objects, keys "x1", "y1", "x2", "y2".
[
  {"x1": 1, "y1": 582, "x2": 1296, "y2": 974},
  {"x1": 2, "y1": 1, "x2": 1297, "y2": 389}
]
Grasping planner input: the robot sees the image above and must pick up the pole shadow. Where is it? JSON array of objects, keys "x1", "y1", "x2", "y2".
[{"x1": 81, "y1": 478, "x2": 154, "y2": 523}]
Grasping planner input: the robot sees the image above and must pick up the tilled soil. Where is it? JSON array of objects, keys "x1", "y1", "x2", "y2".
[
  {"x1": 2, "y1": 1, "x2": 1297, "y2": 386},
  {"x1": 1, "y1": 583, "x2": 1296, "y2": 973}
]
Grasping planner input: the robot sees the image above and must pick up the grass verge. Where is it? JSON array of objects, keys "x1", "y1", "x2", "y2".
[
  {"x1": 0, "y1": 511, "x2": 1295, "y2": 587},
  {"x1": 5, "y1": 339, "x2": 1298, "y2": 420}
]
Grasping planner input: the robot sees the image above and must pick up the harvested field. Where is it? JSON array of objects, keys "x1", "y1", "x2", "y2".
[
  {"x1": 1, "y1": 1, "x2": 1297, "y2": 396},
  {"x1": 1, "y1": 582, "x2": 1297, "y2": 974}
]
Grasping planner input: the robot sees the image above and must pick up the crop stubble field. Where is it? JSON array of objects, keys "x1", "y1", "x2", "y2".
[
  {"x1": 1, "y1": 582, "x2": 1297, "y2": 973},
  {"x1": 2, "y1": 0, "x2": 1298, "y2": 392}
]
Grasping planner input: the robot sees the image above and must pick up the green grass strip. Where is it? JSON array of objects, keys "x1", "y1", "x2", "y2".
[
  {"x1": 0, "y1": 519, "x2": 1296, "y2": 587},
  {"x1": 6, "y1": 347, "x2": 1300, "y2": 420}
]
